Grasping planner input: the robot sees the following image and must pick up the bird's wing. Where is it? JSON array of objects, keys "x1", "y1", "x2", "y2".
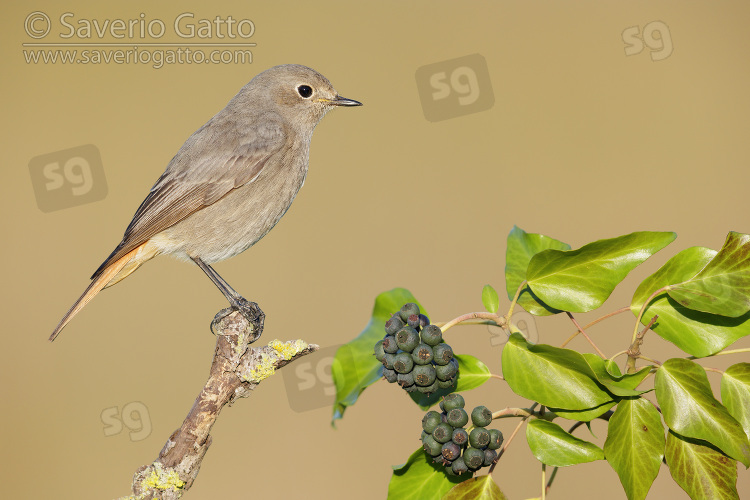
[{"x1": 91, "y1": 112, "x2": 287, "y2": 280}]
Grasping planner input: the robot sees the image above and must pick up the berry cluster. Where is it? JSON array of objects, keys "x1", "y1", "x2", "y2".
[
  {"x1": 421, "y1": 394, "x2": 504, "y2": 476},
  {"x1": 374, "y1": 303, "x2": 458, "y2": 395}
]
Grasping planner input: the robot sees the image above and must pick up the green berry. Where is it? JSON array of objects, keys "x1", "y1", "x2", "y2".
[
  {"x1": 451, "y1": 428, "x2": 469, "y2": 447},
  {"x1": 450, "y1": 456, "x2": 468, "y2": 475},
  {"x1": 413, "y1": 364, "x2": 437, "y2": 386},
  {"x1": 471, "y1": 406, "x2": 492, "y2": 427},
  {"x1": 469, "y1": 427, "x2": 490, "y2": 449},
  {"x1": 483, "y1": 449, "x2": 498, "y2": 466},
  {"x1": 417, "y1": 378, "x2": 439, "y2": 395},
  {"x1": 488, "y1": 429, "x2": 504, "y2": 450},
  {"x1": 374, "y1": 340, "x2": 386, "y2": 362},
  {"x1": 397, "y1": 371, "x2": 415, "y2": 387},
  {"x1": 438, "y1": 400, "x2": 445, "y2": 412},
  {"x1": 422, "y1": 411, "x2": 442, "y2": 434},
  {"x1": 385, "y1": 316, "x2": 405, "y2": 335},
  {"x1": 396, "y1": 327, "x2": 420, "y2": 352},
  {"x1": 411, "y1": 344, "x2": 434, "y2": 365},
  {"x1": 435, "y1": 358, "x2": 458, "y2": 381},
  {"x1": 422, "y1": 434, "x2": 442, "y2": 456},
  {"x1": 382, "y1": 353, "x2": 396, "y2": 370},
  {"x1": 437, "y1": 376, "x2": 457, "y2": 389},
  {"x1": 432, "y1": 423, "x2": 453, "y2": 443},
  {"x1": 441, "y1": 441, "x2": 461, "y2": 462},
  {"x1": 442, "y1": 393, "x2": 465, "y2": 411},
  {"x1": 393, "y1": 352, "x2": 414, "y2": 374},
  {"x1": 399, "y1": 303, "x2": 420, "y2": 322},
  {"x1": 463, "y1": 447, "x2": 484, "y2": 470},
  {"x1": 421, "y1": 325, "x2": 443, "y2": 346},
  {"x1": 382, "y1": 336, "x2": 399, "y2": 354},
  {"x1": 383, "y1": 368, "x2": 397, "y2": 383},
  {"x1": 447, "y1": 408, "x2": 469, "y2": 428},
  {"x1": 432, "y1": 343, "x2": 454, "y2": 365}
]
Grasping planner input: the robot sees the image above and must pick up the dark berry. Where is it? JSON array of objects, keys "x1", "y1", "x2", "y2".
[
  {"x1": 471, "y1": 406, "x2": 492, "y2": 427},
  {"x1": 382, "y1": 336, "x2": 399, "y2": 354},
  {"x1": 422, "y1": 434, "x2": 442, "y2": 456},
  {"x1": 488, "y1": 429, "x2": 504, "y2": 450},
  {"x1": 407, "y1": 314, "x2": 421, "y2": 329},
  {"x1": 442, "y1": 393, "x2": 465, "y2": 411},
  {"x1": 417, "y1": 378, "x2": 439, "y2": 395},
  {"x1": 413, "y1": 364, "x2": 437, "y2": 386},
  {"x1": 451, "y1": 428, "x2": 469, "y2": 447},
  {"x1": 451, "y1": 456, "x2": 469, "y2": 475},
  {"x1": 437, "y1": 376, "x2": 457, "y2": 389},
  {"x1": 483, "y1": 448, "x2": 498, "y2": 466},
  {"x1": 463, "y1": 447, "x2": 484, "y2": 470},
  {"x1": 383, "y1": 368, "x2": 397, "y2": 383},
  {"x1": 397, "y1": 371, "x2": 415, "y2": 387},
  {"x1": 399, "y1": 303, "x2": 420, "y2": 322},
  {"x1": 411, "y1": 344, "x2": 434, "y2": 365},
  {"x1": 432, "y1": 343, "x2": 454, "y2": 365},
  {"x1": 374, "y1": 340, "x2": 386, "y2": 362},
  {"x1": 382, "y1": 353, "x2": 396, "y2": 370},
  {"x1": 435, "y1": 358, "x2": 458, "y2": 381},
  {"x1": 469, "y1": 427, "x2": 490, "y2": 449},
  {"x1": 385, "y1": 316, "x2": 405, "y2": 335},
  {"x1": 393, "y1": 352, "x2": 414, "y2": 374},
  {"x1": 421, "y1": 324, "x2": 443, "y2": 346},
  {"x1": 422, "y1": 411, "x2": 442, "y2": 434},
  {"x1": 441, "y1": 441, "x2": 461, "y2": 462},
  {"x1": 418, "y1": 314, "x2": 430, "y2": 328},
  {"x1": 447, "y1": 408, "x2": 469, "y2": 428},
  {"x1": 432, "y1": 423, "x2": 453, "y2": 443},
  {"x1": 395, "y1": 327, "x2": 419, "y2": 352}
]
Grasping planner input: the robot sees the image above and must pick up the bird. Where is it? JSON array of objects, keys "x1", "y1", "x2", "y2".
[{"x1": 50, "y1": 64, "x2": 362, "y2": 341}]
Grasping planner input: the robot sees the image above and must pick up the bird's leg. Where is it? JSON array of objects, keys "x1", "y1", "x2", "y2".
[{"x1": 191, "y1": 256, "x2": 264, "y2": 342}]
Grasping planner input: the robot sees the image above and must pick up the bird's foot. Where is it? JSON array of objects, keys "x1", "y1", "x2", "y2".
[{"x1": 212, "y1": 298, "x2": 265, "y2": 344}]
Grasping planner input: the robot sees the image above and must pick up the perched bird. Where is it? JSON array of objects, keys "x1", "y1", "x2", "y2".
[{"x1": 50, "y1": 64, "x2": 361, "y2": 341}]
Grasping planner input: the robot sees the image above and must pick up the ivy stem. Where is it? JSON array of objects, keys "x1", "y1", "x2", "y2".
[
  {"x1": 506, "y1": 280, "x2": 527, "y2": 325},
  {"x1": 687, "y1": 347, "x2": 750, "y2": 359},
  {"x1": 625, "y1": 314, "x2": 658, "y2": 373},
  {"x1": 560, "y1": 306, "x2": 630, "y2": 348},
  {"x1": 541, "y1": 464, "x2": 547, "y2": 500},
  {"x1": 566, "y1": 312, "x2": 607, "y2": 359},
  {"x1": 703, "y1": 366, "x2": 724, "y2": 375},
  {"x1": 631, "y1": 286, "x2": 670, "y2": 344},
  {"x1": 609, "y1": 350, "x2": 629, "y2": 362},
  {"x1": 490, "y1": 373, "x2": 505, "y2": 381},
  {"x1": 489, "y1": 402, "x2": 538, "y2": 474},
  {"x1": 636, "y1": 355, "x2": 662, "y2": 366},
  {"x1": 438, "y1": 311, "x2": 505, "y2": 334}
]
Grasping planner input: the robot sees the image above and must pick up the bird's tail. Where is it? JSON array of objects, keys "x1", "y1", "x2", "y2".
[{"x1": 49, "y1": 241, "x2": 156, "y2": 341}]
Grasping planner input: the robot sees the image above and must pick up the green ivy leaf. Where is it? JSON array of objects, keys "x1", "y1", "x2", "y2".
[
  {"x1": 548, "y1": 401, "x2": 617, "y2": 422},
  {"x1": 389, "y1": 448, "x2": 464, "y2": 500},
  {"x1": 526, "y1": 419, "x2": 604, "y2": 466},
  {"x1": 604, "y1": 398, "x2": 665, "y2": 500},
  {"x1": 721, "y1": 363, "x2": 750, "y2": 440},
  {"x1": 441, "y1": 475, "x2": 508, "y2": 500},
  {"x1": 631, "y1": 247, "x2": 750, "y2": 357},
  {"x1": 668, "y1": 232, "x2": 750, "y2": 317},
  {"x1": 655, "y1": 358, "x2": 750, "y2": 466},
  {"x1": 526, "y1": 231, "x2": 676, "y2": 313},
  {"x1": 502, "y1": 334, "x2": 649, "y2": 414},
  {"x1": 331, "y1": 288, "x2": 425, "y2": 425},
  {"x1": 409, "y1": 354, "x2": 491, "y2": 409},
  {"x1": 665, "y1": 430, "x2": 739, "y2": 500},
  {"x1": 502, "y1": 333, "x2": 613, "y2": 410},
  {"x1": 505, "y1": 226, "x2": 570, "y2": 316},
  {"x1": 482, "y1": 285, "x2": 500, "y2": 314}
]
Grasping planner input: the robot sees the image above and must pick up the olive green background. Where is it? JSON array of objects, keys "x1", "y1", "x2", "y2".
[{"x1": 2, "y1": 1, "x2": 749, "y2": 499}]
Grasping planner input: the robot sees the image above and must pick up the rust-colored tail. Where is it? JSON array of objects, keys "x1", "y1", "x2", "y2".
[{"x1": 49, "y1": 244, "x2": 148, "y2": 341}]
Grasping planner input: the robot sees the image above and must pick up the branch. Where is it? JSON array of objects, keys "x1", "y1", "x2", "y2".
[
  {"x1": 121, "y1": 306, "x2": 319, "y2": 500},
  {"x1": 625, "y1": 314, "x2": 658, "y2": 374}
]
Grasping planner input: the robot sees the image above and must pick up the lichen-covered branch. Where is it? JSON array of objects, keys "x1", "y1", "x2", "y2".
[{"x1": 118, "y1": 306, "x2": 319, "y2": 500}]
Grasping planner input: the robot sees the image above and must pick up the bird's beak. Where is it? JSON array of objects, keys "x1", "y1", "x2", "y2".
[{"x1": 327, "y1": 95, "x2": 363, "y2": 107}]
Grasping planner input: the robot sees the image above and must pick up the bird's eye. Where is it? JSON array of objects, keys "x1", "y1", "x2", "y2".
[{"x1": 297, "y1": 85, "x2": 313, "y2": 98}]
